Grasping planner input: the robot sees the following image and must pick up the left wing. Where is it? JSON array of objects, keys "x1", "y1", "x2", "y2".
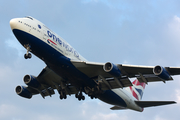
[
  {"x1": 16, "y1": 66, "x2": 78, "y2": 99},
  {"x1": 71, "y1": 60, "x2": 180, "y2": 89}
]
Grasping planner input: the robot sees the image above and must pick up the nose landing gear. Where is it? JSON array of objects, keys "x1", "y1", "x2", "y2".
[
  {"x1": 24, "y1": 44, "x2": 32, "y2": 59},
  {"x1": 24, "y1": 53, "x2": 32, "y2": 59}
]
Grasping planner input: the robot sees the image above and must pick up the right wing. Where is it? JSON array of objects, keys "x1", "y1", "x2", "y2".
[{"x1": 71, "y1": 60, "x2": 180, "y2": 90}]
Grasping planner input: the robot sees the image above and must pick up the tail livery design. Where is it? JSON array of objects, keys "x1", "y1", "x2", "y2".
[
  {"x1": 129, "y1": 79, "x2": 146, "y2": 101},
  {"x1": 127, "y1": 79, "x2": 175, "y2": 110}
]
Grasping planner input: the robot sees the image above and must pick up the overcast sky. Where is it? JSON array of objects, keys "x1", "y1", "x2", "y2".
[{"x1": 1, "y1": 0, "x2": 180, "y2": 120}]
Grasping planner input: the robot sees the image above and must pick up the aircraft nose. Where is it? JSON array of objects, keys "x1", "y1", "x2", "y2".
[{"x1": 10, "y1": 18, "x2": 18, "y2": 30}]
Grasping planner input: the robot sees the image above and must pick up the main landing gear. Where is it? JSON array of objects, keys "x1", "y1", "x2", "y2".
[
  {"x1": 75, "y1": 90, "x2": 85, "y2": 101},
  {"x1": 58, "y1": 89, "x2": 67, "y2": 100},
  {"x1": 24, "y1": 44, "x2": 32, "y2": 59}
]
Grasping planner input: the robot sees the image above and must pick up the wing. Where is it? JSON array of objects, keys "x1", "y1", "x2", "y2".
[
  {"x1": 16, "y1": 66, "x2": 78, "y2": 99},
  {"x1": 135, "y1": 101, "x2": 176, "y2": 108},
  {"x1": 71, "y1": 60, "x2": 180, "y2": 89}
]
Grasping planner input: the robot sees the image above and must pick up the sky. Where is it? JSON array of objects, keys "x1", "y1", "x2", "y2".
[{"x1": 1, "y1": 0, "x2": 180, "y2": 120}]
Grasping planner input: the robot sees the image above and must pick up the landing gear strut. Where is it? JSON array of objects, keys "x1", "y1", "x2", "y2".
[
  {"x1": 24, "y1": 44, "x2": 32, "y2": 59},
  {"x1": 87, "y1": 86, "x2": 103, "y2": 99},
  {"x1": 58, "y1": 89, "x2": 67, "y2": 100}
]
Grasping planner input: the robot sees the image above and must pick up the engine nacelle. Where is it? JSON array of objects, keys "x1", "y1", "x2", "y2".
[
  {"x1": 153, "y1": 65, "x2": 172, "y2": 80},
  {"x1": 103, "y1": 62, "x2": 121, "y2": 77},
  {"x1": 15, "y1": 86, "x2": 32, "y2": 99},
  {"x1": 24, "y1": 75, "x2": 40, "y2": 88}
]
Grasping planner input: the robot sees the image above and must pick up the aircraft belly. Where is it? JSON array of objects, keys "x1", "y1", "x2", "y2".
[{"x1": 98, "y1": 90, "x2": 127, "y2": 107}]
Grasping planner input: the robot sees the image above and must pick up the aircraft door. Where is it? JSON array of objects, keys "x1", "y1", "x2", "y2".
[{"x1": 43, "y1": 30, "x2": 48, "y2": 41}]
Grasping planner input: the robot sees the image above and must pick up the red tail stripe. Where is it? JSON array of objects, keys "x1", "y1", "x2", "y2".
[
  {"x1": 129, "y1": 86, "x2": 139, "y2": 100},
  {"x1": 132, "y1": 80, "x2": 146, "y2": 89}
]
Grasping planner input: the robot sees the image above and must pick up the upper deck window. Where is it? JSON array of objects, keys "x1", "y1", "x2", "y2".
[{"x1": 25, "y1": 16, "x2": 33, "y2": 20}]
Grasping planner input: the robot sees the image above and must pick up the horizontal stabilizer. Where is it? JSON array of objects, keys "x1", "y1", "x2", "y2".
[
  {"x1": 110, "y1": 105, "x2": 127, "y2": 110},
  {"x1": 135, "y1": 101, "x2": 176, "y2": 108}
]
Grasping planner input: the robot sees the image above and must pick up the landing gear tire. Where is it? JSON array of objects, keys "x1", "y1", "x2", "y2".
[
  {"x1": 75, "y1": 93, "x2": 78, "y2": 98},
  {"x1": 28, "y1": 53, "x2": 32, "y2": 58},
  {"x1": 60, "y1": 95, "x2": 63, "y2": 100},
  {"x1": 24, "y1": 53, "x2": 32, "y2": 59},
  {"x1": 75, "y1": 91, "x2": 85, "y2": 101},
  {"x1": 24, "y1": 54, "x2": 28, "y2": 59},
  {"x1": 76, "y1": 94, "x2": 85, "y2": 101},
  {"x1": 59, "y1": 90, "x2": 67, "y2": 100},
  {"x1": 63, "y1": 94, "x2": 67, "y2": 99},
  {"x1": 82, "y1": 96, "x2": 85, "y2": 100}
]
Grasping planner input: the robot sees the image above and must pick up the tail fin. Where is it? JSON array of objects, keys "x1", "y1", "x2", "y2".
[{"x1": 126, "y1": 79, "x2": 146, "y2": 101}]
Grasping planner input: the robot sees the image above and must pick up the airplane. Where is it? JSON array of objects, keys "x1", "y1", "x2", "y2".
[{"x1": 10, "y1": 16, "x2": 180, "y2": 112}]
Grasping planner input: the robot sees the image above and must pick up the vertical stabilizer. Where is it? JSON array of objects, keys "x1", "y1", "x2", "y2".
[{"x1": 126, "y1": 79, "x2": 146, "y2": 101}]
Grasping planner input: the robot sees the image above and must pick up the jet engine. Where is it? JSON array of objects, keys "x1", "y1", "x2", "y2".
[
  {"x1": 24, "y1": 75, "x2": 40, "y2": 88},
  {"x1": 153, "y1": 65, "x2": 172, "y2": 80},
  {"x1": 103, "y1": 62, "x2": 121, "y2": 77},
  {"x1": 15, "y1": 86, "x2": 32, "y2": 99}
]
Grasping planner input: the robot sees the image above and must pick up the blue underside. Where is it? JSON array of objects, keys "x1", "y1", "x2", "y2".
[
  {"x1": 13, "y1": 29, "x2": 127, "y2": 107},
  {"x1": 98, "y1": 90, "x2": 127, "y2": 107}
]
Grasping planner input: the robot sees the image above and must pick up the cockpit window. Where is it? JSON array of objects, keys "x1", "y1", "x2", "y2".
[{"x1": 25, "y1": 16, "x2": 33, "y2": 20}]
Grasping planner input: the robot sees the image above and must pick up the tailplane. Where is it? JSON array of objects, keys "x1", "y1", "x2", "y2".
[
  {"x1": 126, "y1": 79, "x2": 146, "y2": 101},
  {"x1": 135, "y1": 101, "x2": 176, "y2": 108}
]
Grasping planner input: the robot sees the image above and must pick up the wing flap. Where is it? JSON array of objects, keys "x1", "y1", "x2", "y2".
[
  {"x1": 135, "y1": 101, "x2": 176, "y2": 108},
  {"x1": 99, "y1": 77, "x2": 132, "y2": 90},
  {"x1": 137, "y1": 75, "x2": 173, "y2": 83},
  {"x1": 25, "y1": 86, "x2": 55, "y2": 98}
]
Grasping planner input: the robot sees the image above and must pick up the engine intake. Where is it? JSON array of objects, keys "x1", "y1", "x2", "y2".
[
  {"x1": 15, "y1": 86, "x2": 32, "y2": 99},
  {"x1": 153, "y1": 65, "x2": 172, "y2": 80},
  {"x1": 103, "y1": 62, "x2": 121, "y2": 77},
  {"x1": 24, "y1": 75, "x2": 40, "y2": 88}
]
